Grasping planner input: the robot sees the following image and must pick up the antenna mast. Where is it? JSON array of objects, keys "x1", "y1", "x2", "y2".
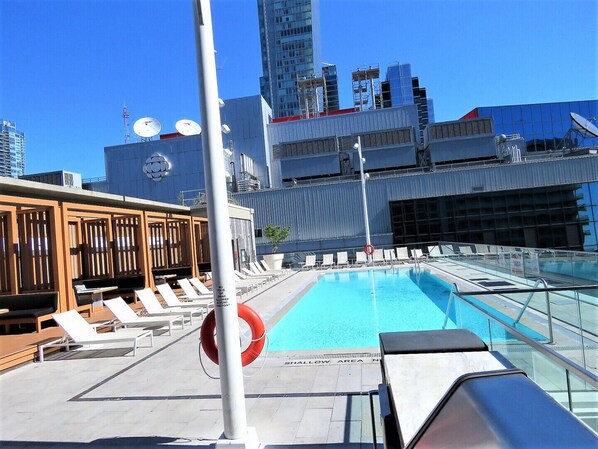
[{"x1": 123, "y1": 104, "x2": 131, "y2": 144}]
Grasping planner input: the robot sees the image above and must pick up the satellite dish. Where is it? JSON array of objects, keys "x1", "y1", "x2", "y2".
[
  {"x1": 133, "y1": 117, "x2": 161, "y2": 138},
  {"x1": 175, "y1": 119, "x2": 201, "y2": 136},
  {"x1": 570, "y1": 112, "x2": 598, "y2": 138}
]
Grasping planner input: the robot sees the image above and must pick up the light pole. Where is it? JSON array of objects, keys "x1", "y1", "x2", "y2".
[
  {"x1": 192, "y1": 0, "x2": 258, "y2": 447},
  {"x1": 354, "y1": 136, "x2": 372, "y2": 265}
]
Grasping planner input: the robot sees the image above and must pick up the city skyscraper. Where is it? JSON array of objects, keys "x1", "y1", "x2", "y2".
[
  {"x1": 258, "y1": 0, "x2": 321, "y2": 118},
  {"x1": 0, "y1": 120, "x2": 25, "y2": 178},
  {"x1": 384, "y1": 62, "x2": 435, "y2": 141}
]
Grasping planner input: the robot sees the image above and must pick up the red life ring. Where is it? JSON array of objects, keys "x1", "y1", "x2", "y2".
[
  {"x1": 200, "y1": 303, "x2": 265, "y2": 367},
  {"x1": 364, "y1": 244, "x2": 375, "y2": 255}
]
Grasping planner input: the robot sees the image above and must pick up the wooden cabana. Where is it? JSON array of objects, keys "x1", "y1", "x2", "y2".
[{"x1": 0, "y1": 178, "x2": 209, "y2": 369}]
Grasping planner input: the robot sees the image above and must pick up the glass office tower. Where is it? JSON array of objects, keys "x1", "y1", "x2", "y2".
[
  {"x1": 461, "y1": 100, "x2": 598, "y2": 153},
  {"x1": 0, "y1": 120, "x2": 25, "y2": 178},
  {"x1": 384, "y1": 63, "x2": 435, "y2": 141},
  {"x1": 258, "y1": 0, "x2": 321, "y2": 118}
]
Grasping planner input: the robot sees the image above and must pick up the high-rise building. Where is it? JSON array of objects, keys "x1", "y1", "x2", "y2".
[
  {"x1": 258, "y1": 0, "x2": 321, "y2": 118},
  {"x1": 461, "y1": 100, "x2": 598, "y2": 153},
  {"x1": 322, "y1": 64, "x2": 339, "y2": 113},
  {"x1": 383, "y1": 63, "x2": 435, "y2": 141},
  {"x1": 0, "y1": 120, "x2": 25, "y2": 178}
]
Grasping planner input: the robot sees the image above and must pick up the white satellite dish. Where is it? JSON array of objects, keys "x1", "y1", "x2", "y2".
[
  {"x1": 570, "y1": 112, "x2": 598, "y2": 138},
  {"x1": 133, "y1": 117, "x2": 162, "y2": 138},
  {"x1": 175, "y1": 119, "x2": 202, "y2": 136}
]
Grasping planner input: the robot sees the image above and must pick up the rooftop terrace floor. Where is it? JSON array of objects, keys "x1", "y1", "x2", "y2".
[
  {"x1": 1, "y1": 262, "x2": 595, "y2": 447},
  {"x1": 0, "y1": 271, "x2": 383, "y2": 448}
]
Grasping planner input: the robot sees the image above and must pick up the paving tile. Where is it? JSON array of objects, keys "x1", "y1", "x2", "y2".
[{"x1": 296, "y1": 408, "x2": 332, "y2": 438}]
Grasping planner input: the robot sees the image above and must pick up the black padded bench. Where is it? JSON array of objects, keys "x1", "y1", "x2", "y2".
[
  {"x1": 74, "y1": 275, "x2": 145, "y2": 301},
  {"x1": 379, "y1": 329, "x2": 488, "y2": 382},
  {"x1": 152, "y1": 267, "x2": 192, "y2": 287},
  {"x1": 379, "y1": 329, "x2": 487, "y2": 354},
  {"x1": 0, "y1": 292, "x2": 58, "y2": 333}
]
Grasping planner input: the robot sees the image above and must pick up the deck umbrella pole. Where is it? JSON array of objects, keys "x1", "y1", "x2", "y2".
[{"x1": 192, "y1": 1, "x2": 258, "y2": 446}]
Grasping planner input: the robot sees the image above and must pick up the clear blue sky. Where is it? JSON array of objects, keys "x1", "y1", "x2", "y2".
[{"x1": 1, "y1": 0, "x2": 596, "y2": 179}]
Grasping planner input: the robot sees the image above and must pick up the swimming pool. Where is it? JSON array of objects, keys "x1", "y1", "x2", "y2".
[{"x1": 268, "y1": 269, "x2": 542, "y2": 351}]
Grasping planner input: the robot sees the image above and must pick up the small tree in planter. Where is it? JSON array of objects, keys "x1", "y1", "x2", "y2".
[{"x1": 263, "y1": 225, "x2": 290, "y2": 270}]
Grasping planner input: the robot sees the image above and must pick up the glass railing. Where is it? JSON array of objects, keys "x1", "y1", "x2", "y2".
[
  {"x1": 433, "y1": 241, "x2": 598, "y2": 289},
  {"x1": 444, "y1": 290, "x2": 597, "y2": 432}
]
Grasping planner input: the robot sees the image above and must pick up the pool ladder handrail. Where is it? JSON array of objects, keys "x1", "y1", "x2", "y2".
[
  {"x1": 514, "y1": 278, "x2": 554, "y2": 344},
  {"x1": 443, "y1": 279, "x2": 555, "y2": 344},
  {"x1": 442, "y1": 283, "x2": 459, "y2": 330}
]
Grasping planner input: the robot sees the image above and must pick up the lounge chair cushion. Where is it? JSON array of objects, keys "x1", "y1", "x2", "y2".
[{"x1": 379, "y1": 329, "x2": 487, "y2": 355}]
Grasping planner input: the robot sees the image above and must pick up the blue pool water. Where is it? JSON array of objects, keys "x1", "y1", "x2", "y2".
[{"x1": 268, "y1": 269, "x2": 543, "y2": 351}]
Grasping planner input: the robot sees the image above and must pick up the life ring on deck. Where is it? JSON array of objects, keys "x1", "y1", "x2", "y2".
[
  {"x1": 364, "y1": 244, "x2": 375, "y2": 255},
  {"x1": 200, "y1": 303, "x2": 265, "y2": 367}
]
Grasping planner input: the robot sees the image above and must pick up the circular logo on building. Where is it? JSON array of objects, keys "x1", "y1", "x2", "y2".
[{"x1": 143, "y1": 153, "x2": 170, "y2": 182}]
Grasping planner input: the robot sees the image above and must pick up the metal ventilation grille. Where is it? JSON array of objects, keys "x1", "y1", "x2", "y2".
[{"x1": 429, "y1": 118, "x2": 493, "y2": 140}]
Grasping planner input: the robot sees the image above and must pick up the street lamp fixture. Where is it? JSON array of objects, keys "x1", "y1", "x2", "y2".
[{"x1": 355, "y1": 136, "x2": 372, "y2": 265}]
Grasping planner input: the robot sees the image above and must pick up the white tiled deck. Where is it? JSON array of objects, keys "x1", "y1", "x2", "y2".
[
  {"x1": 1, "y1": 262, "x2": 595, "y2": 447},
  {"x1": 0, "y1": 271, "x2": 383, "y2": 448}
]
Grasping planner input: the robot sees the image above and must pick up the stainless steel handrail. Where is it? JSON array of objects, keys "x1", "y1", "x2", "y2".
[
  {"x1": 513, "y1": 278, "x2": 553, "y2": 344},
  {"x1": 442, "y1": 283, "x2": 459, "y2": 329},
  {"x1": 451, "y1": 291, "x2": 598, "y2": 388}
]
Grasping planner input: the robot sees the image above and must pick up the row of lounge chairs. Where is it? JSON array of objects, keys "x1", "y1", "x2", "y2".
[
  {"x1": 301, "y1": 247, "x2": 421, "y2": 270},
  {"x1": 38, "y1": 277, "x2": 216, "y2": 362},
  {"x1": 40, "y1": 260, "x2": 289, "y2": 362}
]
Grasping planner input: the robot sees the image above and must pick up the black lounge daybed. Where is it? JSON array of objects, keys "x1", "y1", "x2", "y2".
[
  {"x1": 0, "y1": 292, "x2": 58, "y2": 333},
  {"x1": 377, "y1": 329, "x2": 596, "y2": 449}
]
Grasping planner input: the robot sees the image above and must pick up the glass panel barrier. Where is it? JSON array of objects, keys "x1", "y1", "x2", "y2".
[{"x1": 444, "y1": 293, "x2": 597, "y2": 432}]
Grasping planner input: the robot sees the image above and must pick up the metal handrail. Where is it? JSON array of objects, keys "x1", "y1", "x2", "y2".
[
  {"x1": 449, "y1": 292, "x2": 598, "y2": 390},
  {"x1": 513, "y1": 278, "x2": 554, "y2": 344},
  {"x1": 447, "y1": 282, "x2": 598, "y2": 347},
  {"x1": 442, "y1": 283, "x2": 460, "y2": 329}
]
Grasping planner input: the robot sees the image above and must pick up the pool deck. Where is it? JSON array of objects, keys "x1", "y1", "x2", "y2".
[
  {"x1": 0, "y1": 271, "x2": 384, "y2": 448},
  {"x1": 1, "y1": 263, "x2": 595, "y2": 447}
]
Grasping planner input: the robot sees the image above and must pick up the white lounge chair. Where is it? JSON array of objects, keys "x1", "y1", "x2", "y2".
[
  {"x1": 396, "y1": 247, "x2": 410, "y2": 262},
  {"x1": 41, "y1": 309, "x2": 154, "y2": 362},
  {"x1": 372, "y1": 249, "x2": 385, "y2": 265},
  {"x1": 177, "y1": 278, "x2": 214, "y2": 302},
  {"x1": 427, "y1": 246, "x2": 442, "y2": 258},
  {"x1": 136, "y1": 288, "x2": 203, "y2": 324},
  {"x1": 301, "y1": 254, "x2": 317, "y2": 270},
  {"x1": 354, "y1": 251, "x2": 367, "y2": 266},
  {"x1": 253, "y1": 261, "x2": 284, "y2": 278},
  {"x1": 336, "y1": 251, "x2": 349, "y2": 268},
  {"x1": 104, "y1": 297, "x2": 184, "y2": 334},
  {"x1": 441, "y1": 244, "x2": 456, "y2": 256},
  {"x1": 320, "y1": 253, "x2": 334, "y2": 269},
  {"x1": 189, "y1": 277, "x2": 212, "y2": 295},
  {"x1": 157, "y1": 282, "x2": 212, "y2": 310},
  {"x1": 459, "y1": 245, "x2": 474, "y2": 256},
  {"x1": 233, "y1": 270, "x2": 267, "y2": 291},
  {"x1": 411, "y1": 248, "x2": 426, "y2": 261},
  {"x1": 384, "y1": 249, "x2": 397, "y2": 263},
  {"x1": 241, "y1": 267, "x2": 274, "y2": 281}
]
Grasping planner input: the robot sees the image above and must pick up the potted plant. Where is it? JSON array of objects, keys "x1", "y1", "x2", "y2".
[{"x1": 263, "y1": 224, "x2": 290, "y2": 270}]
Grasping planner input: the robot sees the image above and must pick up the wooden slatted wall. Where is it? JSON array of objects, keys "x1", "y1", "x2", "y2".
[
  {"x1": 112, "y1": 216, "x2": 140, "y2": 276},
  {"x1": 194, "y1": 222, "x2": 210, "y2": 264},
  {"x1": 148, "y1": 222, "x2": 166, "y2": 268},
  {"x1": 16, "y1": 209, "x2": 53, "y2": 291},
  {"x1": 68, "y1": 221, "x2": 82, "y2": 280},
  {"x1": 167, "y1": 220, "x2": 190, "y2": 267},
  {"x1": 83, "y1": 219, "x2": 109, "y2": 278},
  {"x1": 0, "y1": 213, "x2": 10, "y2": 293}
]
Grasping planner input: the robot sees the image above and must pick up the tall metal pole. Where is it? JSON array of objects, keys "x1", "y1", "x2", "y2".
[
  {"x1": 192, "y1": 1, "x2": 256, "y2": 445},
  {"x1": 356, "y1": 136, "x2": 372, "y2": 264}
]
